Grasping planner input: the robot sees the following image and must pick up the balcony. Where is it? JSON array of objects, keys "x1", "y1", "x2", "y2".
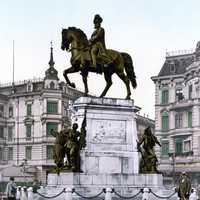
[
  {"x1": 169, "y1": 99, "x2": 194, "y2": 111},
  {"x1": 12, "y1": 136, "x2": 55, "y2": 144},
  {"x1": 40, "y1": 113, "x2": 62, "y2": 122}
]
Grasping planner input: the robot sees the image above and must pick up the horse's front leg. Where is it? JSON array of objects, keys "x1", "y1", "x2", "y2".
[
  {"x1": 100, "y1": 72, "x2": 112, "y2": 98},
  {"x1": 63, "y1": 66, "x2": 79, "y2": 88},
  {"x1": 81, "y1": 70, "x2": 89, "y2": 96}
]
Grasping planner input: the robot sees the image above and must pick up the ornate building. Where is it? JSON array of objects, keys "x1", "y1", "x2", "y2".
[
  {"x1": 152, "y1": 41, "x2": 200, "y2": 183},
  {"x1": 0, "y1": 45, "x2": 84, "y2": 183}
]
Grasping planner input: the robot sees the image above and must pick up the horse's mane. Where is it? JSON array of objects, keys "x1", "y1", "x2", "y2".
[{"x1": 68, "y1": 27, "x2": 89, "y2": 46}]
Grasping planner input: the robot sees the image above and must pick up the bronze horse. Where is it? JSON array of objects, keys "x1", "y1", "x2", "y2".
[{"x1": 61, "y1": 27, "x2": 137, "y2": 99}]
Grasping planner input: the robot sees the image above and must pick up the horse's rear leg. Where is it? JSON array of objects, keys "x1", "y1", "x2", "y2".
[
  {"x1": 100, "y1": 72, "x2": 112, "y2": 98},
  {"x1": 116, "y1": 72, "x2": 131, "y2": 100},
  {"x1": 63, "y1": 66, "x2": 79, "y2": 88}
]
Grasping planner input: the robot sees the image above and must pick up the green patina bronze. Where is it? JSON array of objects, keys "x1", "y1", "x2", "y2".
[
  {"x1": 177, "y1": 172, "x2": 191, "y2": 200},
  {"x1": 137, "y1": 126, "x2": 161, "y2": 173},
  {"x1": 61, "y1": 14, "x2": 137, "y2": 99},
  {"x1": 51, "y1": 115, "x2": 86, "y2": 174}
]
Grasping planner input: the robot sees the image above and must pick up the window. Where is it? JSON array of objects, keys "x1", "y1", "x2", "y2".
[
  {"x1": 47, "y1": 102, "x2": 58, "y2": 114},
  {"x1": 0, "y1": 127, "x2": 4, "y2": 138},
  {"x1": 47, "y1": 145, "x2": 54, "y2": 160},
  {"x1": 162, "y1": 112, "x2": 169, "y2": 131},
  {"x1": 26, "y1": 104, "x2": 32, "y2": 116},
  {"x1": 175, "y1": 113, "x2": 183, "y2": 129},
  {"x1": 175, "y1": 138, "x2": 183, "y2": 155},
  {"x1": 188, "y1": 111, "x2": 192, "y2": 128},
  {"x1": 8, "y1": 127, "x2": 13, "y2": 141},
  {"x1": 184, "y1": 140, "x2": 191, "y2": 152},
  {"x1": 161, "y1": 90, "x2": 169, "y2": 104},
  {"x1": 170, "y1": 62, "x2": 176, "y2": 73},
  {"x1": 161, "y1": 141, "x2": 169, "y2": 156},
  {"x1": 46, "y1": 122, "x2": 58, "y2": 136},
  {"x1": 9, "y1": 106, "x2": 13, "y2": 117},
  {"x1": 176, "y1": 88, "x2": 184, "y2": 101},
  {"x1": 25, "y1": 146, "x2": 32, "y2": 160},
  {"x1": 50, "y1": 81, "x2": 55, "y2": 89},
  {"x1": 26, "y1": 125, "x2": 32, "y2": 139},
  {"x1": 0, "y1": 147, "x2": 3, "y2": 161},
  {"x1": 189, "y1": 85, "x2": 192, "y2": 99},
  {"x1": 0, "y1": 105, "x2": 4, "y2": 117},
  {"x1": 8, "y1": 147, "x2": 13, "y2": 160}
]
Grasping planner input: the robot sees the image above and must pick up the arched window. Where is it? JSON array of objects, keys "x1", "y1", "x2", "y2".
[
  {"x1": 50, "y1": 81, "x2": 55, "y2": 89},
  {"x1": 162, "y1": 112, "x2": 169, "y2": 131}
]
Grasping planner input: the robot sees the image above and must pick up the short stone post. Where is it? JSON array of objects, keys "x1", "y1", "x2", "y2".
[
  {"x1": 173, "y1": 187, "x2": 180, "y2": 200},
  {"x1": 16, "y1": 186, "x2": 21, "y2": 200},
  {"x1": 189, "y1": 188, "x2": 197, "y2": 200},
  {"x1": 142, "y1": 188, "x2": 149, "y2": 200},
  {"x1": 105, "y1": 188, "x2": 112, "y2": 200},
  {"x1": 27, "y1": 187, "x2": 33, "y2": 200},
  {"x1": 21, "y1": 187, "x2": 27, "y2": 200},
  {"x1": 65, "y1": 188, "x2": 73, "y2": 200},
  {"x1": 39, "y1": 185, "x2": 44, "y2": 193}
]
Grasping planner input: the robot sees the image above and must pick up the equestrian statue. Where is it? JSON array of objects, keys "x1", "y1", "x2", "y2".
[{"x1": 61, "y1": 14, "x2": 137, "y2": 99}]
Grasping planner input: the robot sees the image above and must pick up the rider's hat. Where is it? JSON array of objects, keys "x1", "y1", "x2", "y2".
[{"x1": 93, "y1": 14, "x2": 103, "y2": 24}]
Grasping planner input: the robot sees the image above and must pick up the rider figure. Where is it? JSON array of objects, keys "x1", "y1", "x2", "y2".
[{"x1": 89, "y1": 14, "x2": 112, "y2": 73}]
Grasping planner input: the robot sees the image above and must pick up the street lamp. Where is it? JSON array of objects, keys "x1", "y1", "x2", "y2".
[
  {"x1": 168, "y1": 151, "x2": 176, "y2": 186},
  {"x1": 20, "y1": 158, "x2": 28, "y2": 186}
]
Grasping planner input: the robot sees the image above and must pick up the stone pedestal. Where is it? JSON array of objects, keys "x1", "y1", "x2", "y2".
[
  {"x1": 47, "y1": 97, "x2": 163, "y2": 196},
  {"x1": 73, "y1": 97, "x2": 140, "y2": 175}
]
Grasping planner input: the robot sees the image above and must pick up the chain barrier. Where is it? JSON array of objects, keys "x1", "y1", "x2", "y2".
[
  {"x1": 149, "y1": 189, "x2": 177, "y2": 199},
  {"x1": 36, "y1": 188, "x2": 65, "y2": 199},
  {"x1": 72, "y1": 188, "x2": 105, "y2": 199},
  {"x1": 112, "y1": 188, "x2": 142, "y2": 199}
]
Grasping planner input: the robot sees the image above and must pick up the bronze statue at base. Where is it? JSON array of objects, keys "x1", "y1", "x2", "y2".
[
  {"x1": 177, "y1": 172, "x2": 191, "y2": 200},
  {"x1": 137, "y1": 126, "x2": 161, "y2": 173},
  {"x1": 51, "y1": 116, "x2": 86, "y2": 174}
]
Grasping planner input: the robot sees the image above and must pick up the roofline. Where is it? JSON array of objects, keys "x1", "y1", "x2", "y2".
[{"x1": 151, "y1": 74, "x2": 184, "y2": 82}]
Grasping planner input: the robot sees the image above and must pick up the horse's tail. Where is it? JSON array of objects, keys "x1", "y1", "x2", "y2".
[{"x1": 121, "y1": 52, "x2": 137, "y2": 89}]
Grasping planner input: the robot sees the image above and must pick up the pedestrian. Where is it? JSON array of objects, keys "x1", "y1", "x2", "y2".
[{"x1": 6, "y1": 177, "x2": 17, "y2": 200}]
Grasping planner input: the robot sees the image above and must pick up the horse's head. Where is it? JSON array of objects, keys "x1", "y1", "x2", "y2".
[
  {"x1": 61, "y1": 28, "x2": 70, "y2": 51},
  {"x1": 61, "y1": 27, "x2": 89, "y2": 51}
]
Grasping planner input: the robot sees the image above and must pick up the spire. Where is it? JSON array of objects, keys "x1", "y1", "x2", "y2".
[
  {"x1": 48, "y1": 41, "x2": 55, "y2": 67},
  {"x1": 44, "y1": 41, "x2": 59, "y2": 80}
]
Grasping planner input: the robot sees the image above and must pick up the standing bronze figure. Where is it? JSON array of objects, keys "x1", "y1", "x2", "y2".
[
  {"x1": 177, "y1": 172, "x2": 191, "y2": 200},
  {"x1": 61, "y1": 14, "x2": 137, "y2": 99},
  {"x1": 51, "y1": 116, "x2": 86, "y2": 173},
  {"x1": 137, "y1": 126, "x2": 161, "y2": 173}
]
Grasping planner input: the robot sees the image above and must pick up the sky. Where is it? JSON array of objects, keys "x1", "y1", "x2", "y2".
[{"x1": 0, "y1": 0, "x2": 200, "y2": 119}]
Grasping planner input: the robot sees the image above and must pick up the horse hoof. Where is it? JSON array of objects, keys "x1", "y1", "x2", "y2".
[
  {"x1": 70, "y1": 83, "x2": 76, "y2": 88},
  {"x1": 126, "y1": 96, "x2": 131, "y2": 100}
]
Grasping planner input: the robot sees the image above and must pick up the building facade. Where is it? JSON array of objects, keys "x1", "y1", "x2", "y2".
[
  {"x1": 152, "y1": 41, "x2": 200, "y2": 183},
  {"x1": 0, "y1": 46, "x2": 84, "y2": 183}
]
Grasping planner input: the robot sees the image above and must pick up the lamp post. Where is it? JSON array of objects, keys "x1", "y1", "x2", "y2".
[
  {"x1": 168, "y1": 152, "x2": 176, "y2": 186},
  {"x1": 21, "y1": 158, "x2": 28, "y2": 186}
]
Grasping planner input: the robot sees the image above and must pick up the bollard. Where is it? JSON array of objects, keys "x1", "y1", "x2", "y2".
[
  {"x1": 65, "y1": 188, "x2": 73, "y2": 200},
  {"x1": 105, "y1": 188, "x2": 112, "y2": 200},
  {"x1": 173, "y1": 187, "x2": 180, "y2": 200},
  {"x1": 142, "y1": 188, "x2": 149, "y2": 200},
  {"x1": 16, "y1": 186, "x2": 21, "y2": 200},
  {"x1": 21, "y1": 187, "x2": 28, "y2": 200},
  {"x1": 190, "y1": 188, "x2": 197, "y2": 200},
  {"x1": 27, "y1": 187, "x2": 33, "y2": 200}
]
